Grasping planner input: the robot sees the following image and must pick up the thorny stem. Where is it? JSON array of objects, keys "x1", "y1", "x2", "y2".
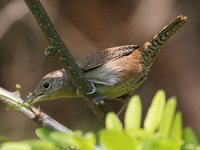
[
  {"x1": 0, "y1": 87, "x2": 72, "y2": 133},
  {"x1": 0, "y1": 87, "x2": 101, "y2": 150}
]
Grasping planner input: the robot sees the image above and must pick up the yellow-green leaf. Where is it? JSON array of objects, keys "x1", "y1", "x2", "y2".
[
  {"x1": 144, "y1": 90, "x2": 166, "y2": 133},
  {"x1": 105, "y1": 112, "x2": 122, "y2": 130},
  {"x1": 159, "y1": 97, "x2": 177, "y2": 137},
  {"x1": 125, "y1": 95, "x2": 142, "y2": 130},
  {"x1": 171, "y1": 112, "x2": 182, "y2": 141}
]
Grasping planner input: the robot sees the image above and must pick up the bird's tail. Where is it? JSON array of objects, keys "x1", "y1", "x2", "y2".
[{"x1": 140, "y1": 15, "x2": 188, "y2": 67}]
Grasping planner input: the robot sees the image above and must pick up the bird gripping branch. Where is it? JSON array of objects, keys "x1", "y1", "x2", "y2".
[{"x1": 26, "y1": 15, "x2": 187, "y2": 105}]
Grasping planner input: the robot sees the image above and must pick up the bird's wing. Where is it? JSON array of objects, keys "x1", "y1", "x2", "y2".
[{"x1": 78, "y1": 44, "x2": 140, "y2": 71}]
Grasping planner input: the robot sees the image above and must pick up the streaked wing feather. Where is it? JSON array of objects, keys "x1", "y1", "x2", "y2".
[{"x1": 78, "y1": 44, "x2": 140, "y2": 71}]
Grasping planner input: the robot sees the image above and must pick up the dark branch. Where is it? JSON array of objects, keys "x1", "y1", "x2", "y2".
[{"x1": 24, "y1": 0, "x2": 107, "y2": 122}]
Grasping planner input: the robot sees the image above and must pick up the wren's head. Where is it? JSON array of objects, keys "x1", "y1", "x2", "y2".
[{"x1": 26, "y1": 69, "x2": 78, "y2": 104}]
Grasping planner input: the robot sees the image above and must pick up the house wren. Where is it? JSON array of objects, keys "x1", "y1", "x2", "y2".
[{"x1": 26, "y1": 15, "x2": 187, "y2": 105}]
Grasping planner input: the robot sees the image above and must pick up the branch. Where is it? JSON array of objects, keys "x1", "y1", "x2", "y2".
[
  {"x1": 0, "y1": 87, "x2": 71, "y2": 134},
  {"x1": 0, "y1": 86, "x2": 102, "y2": 150},
  {"x1": 24, "y1": 0, "x2": 107, "y2": 122}
]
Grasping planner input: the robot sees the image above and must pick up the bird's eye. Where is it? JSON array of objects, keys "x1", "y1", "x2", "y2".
[{"x1": 43, "y1": 82, "x2": 50, "y2": 89}]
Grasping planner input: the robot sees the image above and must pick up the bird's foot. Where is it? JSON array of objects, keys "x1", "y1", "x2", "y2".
[
  {"x1": 93, "y1": 96, "x2": 106, "y2": 105},
  {"x1": 76, "y1": 80, "x2": 97, "y2": 96},
  {"x1": 86, "y1": 80, "x2": 97, "y2": 95}
]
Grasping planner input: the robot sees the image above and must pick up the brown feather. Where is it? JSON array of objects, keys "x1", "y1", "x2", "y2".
[{"x1": 78, "y1": 44, "x2": 140, "y2": 71}]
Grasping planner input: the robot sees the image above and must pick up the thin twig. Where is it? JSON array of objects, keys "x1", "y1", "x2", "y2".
[
  {"x1": 0, "y1": 86, "x2": 102, "y2": 150},
  {"x1": 0, "y1": 87, "x2": 71, "y2": 134},
  {"x1": 24, "y1": 0, "x2": 107, "y2": 122}
]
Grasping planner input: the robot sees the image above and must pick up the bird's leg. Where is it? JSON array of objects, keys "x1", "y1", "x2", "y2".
[
  {"x1": 117, "y1": 101, "x2": 129, "y2": 117},
  {"x1": 116, "y1": 94, "x2": 131, "y2": 116},
  {"x1": 88, "y1": 81, "x2": 106, "y2": 105},
  {"x1": 76, "y1": 80, "x2": 106, "y2": 105}
]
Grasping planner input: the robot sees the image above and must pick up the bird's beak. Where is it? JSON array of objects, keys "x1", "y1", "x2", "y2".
[{"x1": 24, "y1": 92, "x2": 42, "y2": 106}]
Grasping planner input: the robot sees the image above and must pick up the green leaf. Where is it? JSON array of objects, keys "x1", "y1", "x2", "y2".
[
  {"x1": 125, "y1": 95, "x2": 142, "y2": 130},
  {"x1": 126, "y1": 129, "x2": 151, "y2": 141},
  {"x1": 83, "y1": 132, "x2": 96, "y2": 150},
  {"x1": 36, "y1": 128, "x2": 71, "y2": 148},
  {"x1": 36, "y1": 128, "x2": 95, "y2": 150},
  {"x1": 0, "y1": 142, "x2": 31, "y2": 150},
  {"x1": 144, "y1": 90, "x2": 166, "y2": 133},
  {"x1": 143, "y1": 138, "x2": 180, "y2": 150},
  {"x1": 105, "y1": 112, "x2": 122, "y2": 130},
  {"x1": 35, "y1": 128, "x2": 51, "y2": 141},
  {"x1": 183, "y1": 128, "x2": 199, "y2": 145},
  {"x1": 51, "y1": 132, "x2": 95, "y2": 150},
  {"x1": 171, "y1": 112, "x2": 182, "y2": 141},
  {"x1": 25, "y1": 140, "x2": 60, "y2": 150},
  {"x1": 99, "y1": 130, "x2": 138, "y2": 150},
  {"x1": 158, "y1": 97, "x2": 177, "y2": 137},
  {"x1": 45, "y1": 131, "x2": 71, "y2": 148}
]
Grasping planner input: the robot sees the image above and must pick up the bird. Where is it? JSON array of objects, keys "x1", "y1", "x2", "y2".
[{"x1": 26, "y1": 15, "x2": 187, "y2": 105}]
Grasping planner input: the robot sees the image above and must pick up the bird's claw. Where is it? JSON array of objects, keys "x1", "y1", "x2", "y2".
[
  {"x1": 77, "y1": 80, "x2": 105, "y2": 104},
  {"x1": 93, "y1": 96, "x2": 106, "y2": 105},
  {"x1": 86, "y1": 81, "x2": 96, "y2": 95},
  {"x1": 76, "y1": 81, "x2": 96, "y2": 96}
]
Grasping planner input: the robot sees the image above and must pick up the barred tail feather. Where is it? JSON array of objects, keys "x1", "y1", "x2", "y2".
[{"x1": 140, "y1": 15, "x2": 188, "y2": 67}]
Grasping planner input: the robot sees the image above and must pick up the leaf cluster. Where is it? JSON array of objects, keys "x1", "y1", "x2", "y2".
[{"x1": 0, "y1": 90, "x2": 199, "y2": 150}]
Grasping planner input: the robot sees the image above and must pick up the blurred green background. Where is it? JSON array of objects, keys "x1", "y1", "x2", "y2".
[{"x1": 0, "y1": 0, "x2": 199, "y2": 140}]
